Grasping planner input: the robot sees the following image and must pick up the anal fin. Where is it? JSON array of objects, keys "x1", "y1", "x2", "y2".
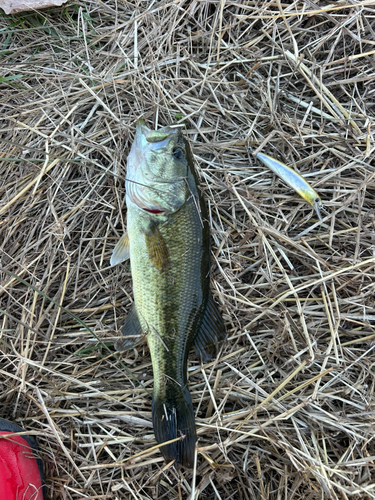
[
  {"x1": 193, "y1": 294, "x2": 226, "y2": 362},
  {"x1": 115, "y1": 305, "x2": 144, "y2": 351},
  {"x1": 110, "y1": 233, "x2": 130, "y2": 266}
]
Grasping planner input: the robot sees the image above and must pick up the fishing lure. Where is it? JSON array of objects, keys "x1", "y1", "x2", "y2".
[{"x1": 256, "y1": 152, "x2": 322, "y2": 220}]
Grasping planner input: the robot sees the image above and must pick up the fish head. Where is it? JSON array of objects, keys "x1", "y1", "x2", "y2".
[{"x1": 126, "y1": 120, "x2": 190, "y2": 215}]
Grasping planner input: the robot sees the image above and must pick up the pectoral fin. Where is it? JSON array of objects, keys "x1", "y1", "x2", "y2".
[
  {"x1": 143, "y1": 222, "x2": 170, "y2": 271},
  {"x1": 115, "y1": 305, "x2": 144, "y2": 351},
  {"x1": 110, "y1": 233, "x2": 130, "y2": 266},
  {"x1": 193, "y1": 294, "x2": 226, "y2": 362}
]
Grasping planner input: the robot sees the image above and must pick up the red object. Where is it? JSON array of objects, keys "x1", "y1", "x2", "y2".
[
  {"x1": 143, "y1": 207, "x2": 165, "y2": 214},
  {"x1": 0, "y1": 419, "x2": 45, "y2": 500}
]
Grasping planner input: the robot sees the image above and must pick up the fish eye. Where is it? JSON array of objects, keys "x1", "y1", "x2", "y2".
[
  {"x1": 315, "y1": 198, "x2": 320, "y2": 204},
  {"x1": 172, "y1": 147, "x2": 184, "y2": 160}
]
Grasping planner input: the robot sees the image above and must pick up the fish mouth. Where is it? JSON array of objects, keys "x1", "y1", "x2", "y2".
[
  {"x1": 136, "y1": 119, "x2": 179, "y2": 144},
  {"x1": 142, "y1": 207, "x2": 165, "y2": 215}
]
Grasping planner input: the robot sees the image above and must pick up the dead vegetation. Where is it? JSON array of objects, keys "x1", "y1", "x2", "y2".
[{"x1": 1, "y1": 1, "x2": 375, "y2": 498}]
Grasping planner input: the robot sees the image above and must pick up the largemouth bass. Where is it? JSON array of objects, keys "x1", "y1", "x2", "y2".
[{"x1": 111, "y1": 120, "x2": 225, "y2": 468}]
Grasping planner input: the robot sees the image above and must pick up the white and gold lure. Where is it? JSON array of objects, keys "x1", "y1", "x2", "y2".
[{"x1": 256, "y1": 152, "x2": 323, "y2": 220}]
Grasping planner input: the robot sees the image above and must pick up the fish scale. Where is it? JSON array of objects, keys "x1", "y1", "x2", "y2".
[{"x1": 129, "y1": 196, "x2": 207, "y2": 387}]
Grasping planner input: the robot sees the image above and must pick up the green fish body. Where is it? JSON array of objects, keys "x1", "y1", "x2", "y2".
[{"x1": 111, "y1": 121, "x2": 225, "y2": 468}]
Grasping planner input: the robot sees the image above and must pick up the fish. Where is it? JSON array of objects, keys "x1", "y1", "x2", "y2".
[
  {"x1": 110, "y1": 120, "x2": 225, "y2": 468},
  {"x1": 256, "y1": 152, "x2": 323, "y2": 220}
]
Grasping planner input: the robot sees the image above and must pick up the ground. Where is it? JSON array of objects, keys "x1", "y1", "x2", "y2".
[{"x1": 1, "y1": 1, "x2": 375, "y2": 499}]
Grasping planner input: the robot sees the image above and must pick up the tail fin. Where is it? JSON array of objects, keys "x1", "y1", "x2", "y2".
[{"x1": 152, "y1": 386, "x2": 196, "y2": 468}]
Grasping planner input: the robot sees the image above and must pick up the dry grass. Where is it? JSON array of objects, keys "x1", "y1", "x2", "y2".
[{"x1": 1, "y1": 1, "x2": 375, "y2": 498}]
